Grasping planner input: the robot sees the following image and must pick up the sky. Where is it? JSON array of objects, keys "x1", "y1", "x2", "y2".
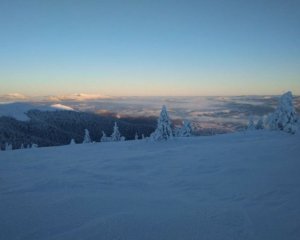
[{"x1": 0, "y1": 0, "x2": 299, "y2": 96}]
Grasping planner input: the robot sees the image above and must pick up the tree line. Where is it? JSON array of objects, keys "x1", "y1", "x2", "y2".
[{"x1": 1, "y1": 91, "x2": 298, "y2": 151}]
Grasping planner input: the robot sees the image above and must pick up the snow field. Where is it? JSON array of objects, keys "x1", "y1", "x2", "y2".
[{"x1": 0, "y1": 131, "x2": 300, "y2": 240}]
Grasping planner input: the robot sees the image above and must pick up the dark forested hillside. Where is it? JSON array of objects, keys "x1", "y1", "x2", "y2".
[{"x1": 0, "y1": 110, "x2": 156, "y2": 150}]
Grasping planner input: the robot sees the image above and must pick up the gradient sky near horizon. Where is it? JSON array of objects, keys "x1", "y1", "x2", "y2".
[{"x1": 0, "y1": 0, "x2": 299, "y2": 96}]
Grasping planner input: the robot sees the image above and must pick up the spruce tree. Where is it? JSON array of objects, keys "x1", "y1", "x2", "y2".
[
  {"x1": 150, "y1": 105, "x2": 173, "y2": 141},
  {"x1": 255, "y1": 117, "x2": 264, "y2": 130},
  {"x1": 5, "y1": 143, "x2": 12, "y2": 151},
  {"x1": 101, "y1": 131, "x2": 110, "y2": 142},
  {"x1": 247, "y1": 116, "x2": 255, "y2": 131},
  {"x1": 111, "y1": 122, "x2": 122, "y2": 141},
  {"x1": 267, "y1": 91, "x2": 298, "y2": 134},
  {"x1": 178, "y1": 120, "x2": 193, "y2": 137},
  {"x1": 134, "y1": 132, "x2": 139, "y2": 140},
  {"x1": 83, "y1": 129, "x2": 91, "y2": 143}
]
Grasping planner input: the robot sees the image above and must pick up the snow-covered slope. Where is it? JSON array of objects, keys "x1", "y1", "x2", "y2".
[
  {"x1": 0, "y1": 131, "x2": 300, "y2": 240},
  {"x1": 50, "y1": 104, "x2": 75, "y2": 111},
  {"x1": 0, "y1": 102, "x2": 74, "y2": 121}
]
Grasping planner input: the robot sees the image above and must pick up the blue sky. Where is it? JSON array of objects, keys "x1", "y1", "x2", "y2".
[{"x1": 0, "y1": 0, "x2": 299, "y2": 96}]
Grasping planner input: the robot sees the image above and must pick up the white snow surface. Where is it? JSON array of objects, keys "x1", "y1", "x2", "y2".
[
  {"x1": 0, "y1": 131, "x2": 300, "y2": 240},
  {"x1": 50, "y1": 104, "x2": 74, "y2": 111}
]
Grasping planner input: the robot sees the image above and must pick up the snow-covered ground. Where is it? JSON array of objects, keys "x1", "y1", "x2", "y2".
[{"x1": 0, "y1": 131, "x2": 300, "y2": 240}]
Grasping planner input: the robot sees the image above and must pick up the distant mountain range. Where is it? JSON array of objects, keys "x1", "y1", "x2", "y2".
[{"x1": 0, "y1": 93, "x2": 112, "y2": 103}]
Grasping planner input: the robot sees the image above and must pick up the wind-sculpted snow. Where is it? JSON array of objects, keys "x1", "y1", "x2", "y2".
[{"x1": 0, "y1": 131, "x2": 300, "y2": 240}]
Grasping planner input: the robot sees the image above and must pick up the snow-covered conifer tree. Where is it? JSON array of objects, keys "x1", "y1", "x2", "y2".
[
  {"x1": 20, "y1": 143, "x2": 25, "y2": 149},
  {"x1": 150, "y1": 105, "x2": 173, "y2": 141},
  {"x1": 178, "y1": 120, "x2": 193, "y2": 137},
  {"x1": 267, "y1": 91, "x2": 298, "y2": 134},
  {"x1": 82, "y1": 129, "x2": 91, "y2": 143},
  {"x1": 70, "y1": 138, "x2": 76, "y2": 145},
  {"x1": 134, "y1": 132, "x2": 139, "y2": 140},
  {"x1": 111, "y1": 122, "x2": 122, "y2": 141},
  {"x1": 173, "y1": 127, "x2": 181, "y2": 137},
  {"x1": 101, "y1": 131, "x2": 111, "y2": 142},
  {"x1": 255, "y1": 117, "x2": 264, "y2": 130},
  {"x1": 5, "y1": 143, "x2": 12, "y2": 151},
  {"x1": 247, "y1": 116, "x2": 256, "y2": 131}
]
